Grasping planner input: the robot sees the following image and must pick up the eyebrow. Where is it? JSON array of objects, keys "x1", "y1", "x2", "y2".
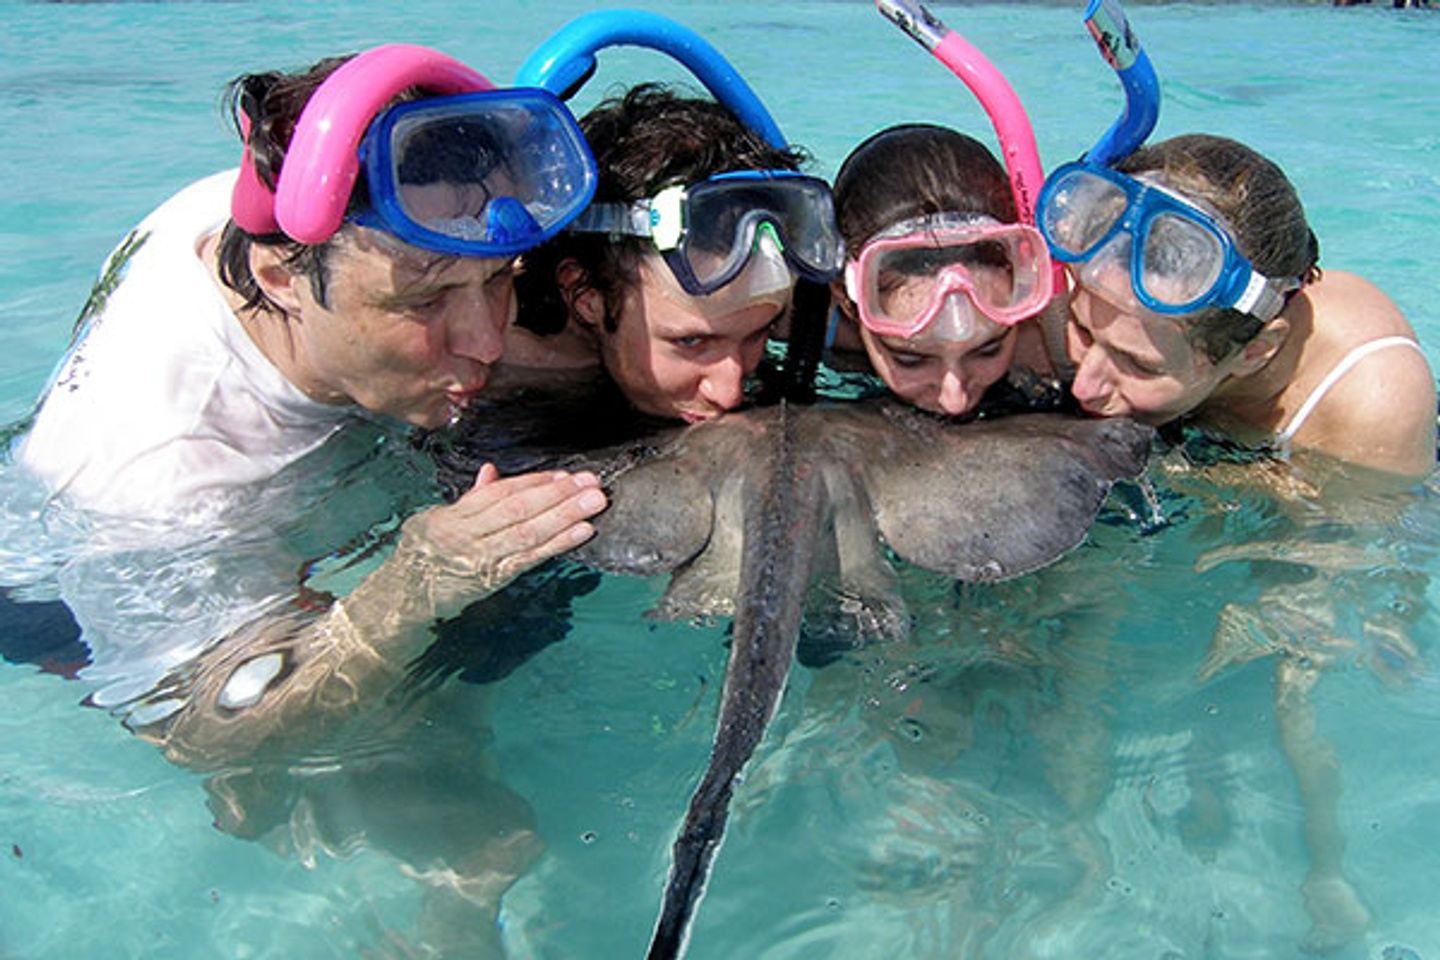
[
  {"x1": 1076, "y1": 314, "x2": 1166, "y2": 369},
  {"x1": 394, "y1": 252, "x2": 461, "y2": 287}
]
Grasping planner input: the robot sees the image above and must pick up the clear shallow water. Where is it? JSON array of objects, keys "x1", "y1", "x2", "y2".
[{"x1": 2, "y1": 1, "x2": 1440, "y2": 958}]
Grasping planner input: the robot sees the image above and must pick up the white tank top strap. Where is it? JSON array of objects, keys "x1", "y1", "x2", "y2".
[{"x1": 1275, "y1": 336, "x2": 1425, "y2": 443}]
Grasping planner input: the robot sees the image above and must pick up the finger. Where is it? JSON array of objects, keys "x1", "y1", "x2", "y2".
[
  {"x1": 452, "y1": 471, "x2": 604, "y2": 531},
  {"x1": 492, "y1": 519, "x2": 599, "y2": 584},
  {"x1": 474, "y1": 482, "x2": 607, "y2": 551},
  {"x1": 458, "y1": 467, "x2": 597, "y2": 505}
]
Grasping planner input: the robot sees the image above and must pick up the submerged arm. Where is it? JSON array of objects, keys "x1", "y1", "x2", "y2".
[{"x1": 140, "y1": 465, "x2": 606, "y2": 768}]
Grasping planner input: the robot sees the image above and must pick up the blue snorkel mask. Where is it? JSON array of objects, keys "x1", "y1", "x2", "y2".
[{"x1": 1039, "y1": 1, "x2": 1297, "y2": 322}]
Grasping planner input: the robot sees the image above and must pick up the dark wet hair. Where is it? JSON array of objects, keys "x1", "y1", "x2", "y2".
[
  {"x1": 833, "y1": 123, "x2": 1016, "y2": 256},
  {"x1": 514, "y1": 83, "x2": 807, "y2": 334},
  {"x1": 214, "y1": 55, "x2": 428, "y2": 314},
  {"x1": 1117, "y1": 133, "x2": 1322, "y2": 362}
]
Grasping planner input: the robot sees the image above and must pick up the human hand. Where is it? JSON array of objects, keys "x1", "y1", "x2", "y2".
[{"x1": 396, "y1": 463, "x2": 607, "y2": 619}]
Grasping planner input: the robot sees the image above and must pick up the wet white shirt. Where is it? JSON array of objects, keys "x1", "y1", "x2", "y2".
[{"x1": 15, "y1": 170, "x2": 353, "y2": 523}]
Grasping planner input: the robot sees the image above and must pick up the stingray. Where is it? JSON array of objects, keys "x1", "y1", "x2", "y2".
[{"x1": 560, "y1": 399, "x2": 1153, "y2": 958}]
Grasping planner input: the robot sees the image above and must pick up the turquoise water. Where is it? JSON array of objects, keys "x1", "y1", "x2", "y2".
[{"x1": 3, "y1": 1, "x2": 1440, "y2": 957}]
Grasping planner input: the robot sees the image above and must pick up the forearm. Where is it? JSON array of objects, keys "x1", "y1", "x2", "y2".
[
  {"x1": 139, "y1": 465, "x2": 605, "y2": 768},
  {"x1": 144, "y1": 523, "x2": 511, "y2": 768}
]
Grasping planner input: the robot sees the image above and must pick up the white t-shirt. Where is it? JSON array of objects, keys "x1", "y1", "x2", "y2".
[{"x1": 16, "y1": 170, "x2": 353, "y2": 523}]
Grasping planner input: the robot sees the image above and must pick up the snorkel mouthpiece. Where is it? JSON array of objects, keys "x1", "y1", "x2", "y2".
[{"x1": 1081, "y1": 0, "x2": 1160, "y2": 166}]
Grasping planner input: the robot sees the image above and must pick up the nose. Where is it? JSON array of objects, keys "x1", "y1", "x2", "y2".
[
  {"x1": 446, "y1": 300, "x2": 506, "y2": 366},
  {"x1": 698, "y1": 352, "x2": 746, "y2": 411},
  {"x1": 1069, "y1": 344, "x2": 1113, "y2": 409},
  {"x1": 936, "y1": 367, "x2": 975, "y2": 417}
]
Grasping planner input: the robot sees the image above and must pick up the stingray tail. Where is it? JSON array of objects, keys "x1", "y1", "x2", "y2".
[{"x1": 647, "y1": 404, "x2": 825, "y2": 959}]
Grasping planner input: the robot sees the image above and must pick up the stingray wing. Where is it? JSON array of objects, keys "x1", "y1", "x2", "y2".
[
  {"x1": 859, "y1": 410, "x2": 1153, "y2": 582},
  {"x1": 569, "y1": 411, "x2": 782, "y2": 588},
  {"x1": 569, "y1": 452, "x2": 713, "y2": 576}
]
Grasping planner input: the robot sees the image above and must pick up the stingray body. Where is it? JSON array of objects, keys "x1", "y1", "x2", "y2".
[{"x1": 569, "y1": 400, "x2": 1152, "y2": 958}]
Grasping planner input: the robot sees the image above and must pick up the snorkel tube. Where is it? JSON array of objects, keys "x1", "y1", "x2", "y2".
[
  {"x1": 876, "y1": 0, "x2": 1042, "y2": 225},
  {"x1": 515, "y1": 9, "x2": 787, "y2": 149},
  {"x1": 876, "y1": 0, "x2": 1064, "y2": 299},
  {"x1": 517, "y1": 10, "x2": 826, "y2": 403},
  {"x1": 1079, "y1": 0, "x2": 1160, "y2": 166},
  {"x1": 232, "y1": 44, "x2": 495, "y2": 243}
]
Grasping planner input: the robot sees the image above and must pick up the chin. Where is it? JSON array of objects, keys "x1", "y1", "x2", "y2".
[{"x1": 405, "y1": 401, "x2": 457, "y2": 430}]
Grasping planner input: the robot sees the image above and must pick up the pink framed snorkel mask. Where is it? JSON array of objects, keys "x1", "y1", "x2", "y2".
[
  {"x1": 875, "y1": 0, "x2": 1067, "y2": 297},
  {"x1": 231, "y1": 43, "x2": 494, "y2": 243}
]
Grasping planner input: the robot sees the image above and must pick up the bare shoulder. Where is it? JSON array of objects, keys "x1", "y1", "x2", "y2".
[
  {"x1": 1305, "y1": 270, "x2": 1415, "y2": 338},
  {"x1": 1289, "y1": 271, "x2": 1435, "y2": 478},
  {"x1": 1299, "y1": 336, "x2": 1435, "y2": 480}
]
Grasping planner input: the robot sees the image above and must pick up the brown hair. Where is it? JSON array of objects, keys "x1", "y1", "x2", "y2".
[
  {"x1": 514, "y1": 83, "x2": 807, "y2": 334},
  {"x1": 1117, "y1": 133, "x2": 1321, "y2": 361},
  {"x1": 833, "y1": 123, "x2": 1016, "y2": 255},
  {"x1": 214, "y1": 55, "x2": 428, "y2": 313}
]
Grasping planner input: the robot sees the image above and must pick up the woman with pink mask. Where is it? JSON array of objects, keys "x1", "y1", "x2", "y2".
[{"x1": 829, "y1": 123, "x2": 1067, "y2": 419}]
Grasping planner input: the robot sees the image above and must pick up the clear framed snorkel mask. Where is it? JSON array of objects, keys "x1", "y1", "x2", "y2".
[{"x1": 569, "y1": 170, "x2": 843, "y2": 301}]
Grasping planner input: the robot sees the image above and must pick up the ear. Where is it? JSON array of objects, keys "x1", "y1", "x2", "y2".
[
  {"x1": 557, "y1": 258, "x2": 605, "y2": 330},
  {"x1": 1230, "y1": 316, "x2": 1289, "y2": 377},
  {"x1": 248, "y1": 243, "x2": 306, "y2": 316}
]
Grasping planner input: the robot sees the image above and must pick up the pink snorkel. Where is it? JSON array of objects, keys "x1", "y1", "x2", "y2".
[
  {"x1": 231, "y1": 43, "x2": 495, "y2": 243},
  {"x1": 875, "y1": 0, "x2": 1066, "y2": 298}
]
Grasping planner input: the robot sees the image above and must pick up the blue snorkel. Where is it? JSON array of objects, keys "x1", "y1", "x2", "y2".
[
  {"x1": 515, "y1": 9, "x2": 787, "y2": 150},
  {"x1": 1079, "y1": 0, "x2": 1161, "y2": 165},
  {"x1": 516, "y1": 10, "x2": 826, "y2": 405}
]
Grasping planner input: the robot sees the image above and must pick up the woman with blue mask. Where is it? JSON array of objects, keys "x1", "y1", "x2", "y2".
[{"x1": 1041, "y1": 133, "x2": 1435, "y2": 483}]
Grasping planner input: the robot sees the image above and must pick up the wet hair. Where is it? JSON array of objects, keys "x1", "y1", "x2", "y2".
[
  {"x1": 833, "y1": 123, "x2": 1016, "y2": 255},
  {"x1": 214, "y1": 55, "x2": 428, "y2": 314},
  {"x1": 1116, "y1": 133, "x2": 1322, "y2": 362},
  {"x1": 514, "y1": 83, "x2": 807, "y2": 334}
]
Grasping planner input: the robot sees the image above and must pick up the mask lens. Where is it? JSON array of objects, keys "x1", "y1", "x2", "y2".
[
  {"x1": 860, "y1": 223, "x2": 1048, "y2": 334},
  {"x1": 1042, "y1": 169, "x2": 1129, "y2": 258},
  {"x1": 1139, "y1": 212, "x2": 1225, "y2": 308},
  {"x1": 372, "y1": 91, "x2": 595, "y2": 254},
  {"x1": 681, "y1": 176, "x2": 843, "y2": 291},
  {"x1": 1078, "y1": 232, "x2": 1143, "y2": 312}
]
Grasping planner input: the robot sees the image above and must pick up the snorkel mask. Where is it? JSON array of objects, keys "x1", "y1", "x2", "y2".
[
  {"x1": 845, "y1": 214, "x2": 1052, "y2": 342},
  {"x1": 1040, "y1": 162, "x2": 1299, "y2": 322},
  {"x1": 569, "y1": 171, "x2": 843, "y2": 296},
  {"x1": 1038, "y1": 2, "x2": 1294, "y2": 322},
  {"x1": 231, "y1": 44, "x2": 598, "y2": 256},
  {"x1": 516, "y1": 11, "x2": 844, "y2": 299},
  {"x1": 874, "y1": 0, "x2": 1062, "y2": 337}
]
